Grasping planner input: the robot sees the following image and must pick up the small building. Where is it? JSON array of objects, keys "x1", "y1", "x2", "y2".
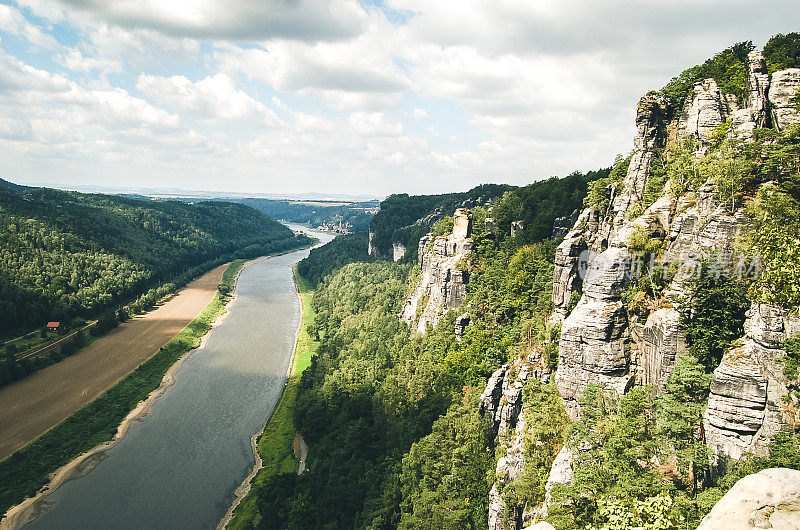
[{"x1": 46, "y1": 321, "x2": 60, "y2": 331}]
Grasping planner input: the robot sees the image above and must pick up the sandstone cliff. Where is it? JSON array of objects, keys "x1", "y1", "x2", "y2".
[
  {"x1": 551, "y1": 50, "x2": 799, "y2": 432},
  {"x1": 400, "y1": 209, "x2": 473, "y2": 333},
  {"x1": 483, "y1": 47, "x2": 800, "y2": 529}
]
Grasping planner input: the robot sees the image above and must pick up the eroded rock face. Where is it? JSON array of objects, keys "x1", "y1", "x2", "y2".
[
  {"x1": 608, "y1": 96, "x2": 667, "y2": 234},
  {"x1": 698, "y1": 468, "x2": 800, "y2": 530},
  {"x1": 556, "y1": 298, "x2": 631, "y2": 418},
  {"x1": 678, "y1": 78, "x2": 734, "y2": 147},
  {"x1": 747, "y1": 51, "x2": 771, "y2": 128},
  {"x1": 704, "y1": 304, "x2": 799, "y2": 460},
  {"x1": 400, "y1": 209, "x2": 472, "y2": 333},
  {"x1": 637, "y1": 308, "x2": 686, "y2": 388},
  {"x1": 483, "y1": 354, "x2": 552, "y2": 530},
  {"x1": 392, "y1": 242, "x2": 406, "y2": 261},
  {"x1": 769, "y1": 68, "x2": 800, "y2": 130}
]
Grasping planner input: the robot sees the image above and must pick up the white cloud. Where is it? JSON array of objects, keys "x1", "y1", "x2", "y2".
[
  {"x1": 0, "y1": 4, "x2": 58, "y2": 49},
  {"x1": 21, "y1": 0, "x2": 368, "y2": 42},
  {"x1": 136, "y1": 73, "x2": 280, "y2": 125},
  {"x1": 4, "y1": 0, "x2": 800, "y2": 196}
]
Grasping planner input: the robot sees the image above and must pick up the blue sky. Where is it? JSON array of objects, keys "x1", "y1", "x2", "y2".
[{"x1": 0, "y1": 0, "x2": 798, "y2": 197}]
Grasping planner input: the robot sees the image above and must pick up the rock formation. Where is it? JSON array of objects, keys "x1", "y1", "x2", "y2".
[
  {"x1": 697, "y1": 468, "x2": 800, "y2": 529},
  {"x1": 482, "y1": 353, "x2": 551, "y2": 530},
  {"x1": 678, "y1": 78, "x2": 736, "y2": 147},
  {"x1": 400, "y1": 209, "x2": 473, "y2": 333},
  {"x1": 769, "y1": 68, "x2": 800, "y2": 130},
  {"x1": 392, "y1": 242, "x2": 406, "y2": 261},
  {"x1": 704, "y1": 304, "x2": 800, "y2": 460}
]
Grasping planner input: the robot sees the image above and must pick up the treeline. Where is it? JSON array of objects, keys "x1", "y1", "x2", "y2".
[
  {"x1": 0, "y1": 179, "x2": 310, "y2": 339},
  {"x1": 218, "y1": 198, "x2": 377, "y2": 233},
  {"x1": 296, "y1": 232, "x2": 375, "y2": 286},
  {"x1": 236, "y1": 173, "x2": 585, "y2": 528},
  {"x1": 368, "y1": 183, "x2": 514, "y2": 260}
]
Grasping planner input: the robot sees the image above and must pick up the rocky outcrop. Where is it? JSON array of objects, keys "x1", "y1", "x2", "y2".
[
  {"x1": 400, "y1": 209, "x2": 472, "y2": 333},
  {"x1": 678, "y1": 78, "x2": 735, "y2": 147},
  {"x1": 454, "y1": 314, "x2": 470, "y2": 339},
  {"x1": 550, "y1": 209, "x2": 597, "y2": 321},
  {"x1": 769, "y1": 68, "x2": 800, "y2": 130},
  {"x1": 697, "y1": 468, "x2": 800, "y2": 529},
  {"x1": 554, "y1": 94, "x2": 670, "y2": 417},
  {"x1": 392, "y1": 242, "x2": 406, "y2": 261},
  {"x1": 636, "y1": 307, "x2": 686, "y2": 388},
  {"x1": 552, "y1": 209, "x2": 578, "y2": 239},
  {"x1": 483, "y1": 353, "x2": 552, "y2": 530},
  {"x1": 727, "y1": 51, "x2": 771, "y2": 137},
  {"x1": 704, "y1": 304, "x2": 800, "y2": 460},
  {"x1": 607, "y1": 96, "x2": 667, "y2": 236},
  {"x1": 368, "y1": 231, "x2": 377, "y2": 256}
]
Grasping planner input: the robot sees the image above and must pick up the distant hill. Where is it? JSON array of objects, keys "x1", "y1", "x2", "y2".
[{"x1": 0, "y1": 180, "x2": 309, "y2": 338}]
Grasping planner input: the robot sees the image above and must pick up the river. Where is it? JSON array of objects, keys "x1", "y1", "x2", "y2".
[{"x1": 24, "y1": 226, "x2": 334, "y2": 530}]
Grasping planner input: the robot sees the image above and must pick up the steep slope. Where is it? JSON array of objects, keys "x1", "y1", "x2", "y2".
[{"x1": 0, "y1": 181, "x2": 308, "y2": 338}]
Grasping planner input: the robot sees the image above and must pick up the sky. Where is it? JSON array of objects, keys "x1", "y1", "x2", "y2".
[{"x1": 0, "y1": 1, "x2": 798, "y2": 197}]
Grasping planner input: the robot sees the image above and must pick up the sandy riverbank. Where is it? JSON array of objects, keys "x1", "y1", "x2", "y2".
[{"x1": 0, "y1": 264, "x2": 247, "y2": 530}]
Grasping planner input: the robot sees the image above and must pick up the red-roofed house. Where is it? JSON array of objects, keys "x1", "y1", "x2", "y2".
[{"x1": 46, "y1": 322, "x2": 60, "y2": 331}]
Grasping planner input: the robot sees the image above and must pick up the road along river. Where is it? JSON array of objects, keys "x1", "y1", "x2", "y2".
[{"x1": 22, "y1": 227, "x2": 333, "y2": 530}]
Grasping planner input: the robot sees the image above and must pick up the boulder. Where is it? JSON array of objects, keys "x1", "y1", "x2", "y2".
[{"x1": 697, "y1": 468, "x2": 800, "y2": 529}]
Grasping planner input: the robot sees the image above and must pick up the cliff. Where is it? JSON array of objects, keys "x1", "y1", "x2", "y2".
[
  {"x1": 483, "y1": 46, "x2": 800, "y2": 528},
  {"x1": 400, "y1": 209, "x2": 473, "y2": 333}
]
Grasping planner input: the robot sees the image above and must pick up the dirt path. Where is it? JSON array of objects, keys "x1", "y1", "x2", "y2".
[{"x1": 0, "y1": 264, "x2": 228, "y2": 461}]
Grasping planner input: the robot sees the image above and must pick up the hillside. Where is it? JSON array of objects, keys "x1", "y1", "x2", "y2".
[
  {"x1": 0, "y1": 180, "x2": 309, "y2": 339},
  {"x1": 235, "y1": 34, "x2": 800, "y2": 530}
]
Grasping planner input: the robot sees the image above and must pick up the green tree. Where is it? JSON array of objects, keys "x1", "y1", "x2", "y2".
[{"x1": 656, "y1": 355, "x2": 713, "y2": 495}]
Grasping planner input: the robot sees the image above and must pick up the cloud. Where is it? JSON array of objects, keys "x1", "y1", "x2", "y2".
[
  {"x1": 136, "y1": 73, "x2": 280, "y2": 125},
  {"x1": 5, "y1": 0, "x2": 800, "y2": 196},
  {"x1": 215, "y1": 14, "x2": 410, "y2": 110},
  {"x1": 21, "y1": 0, "x2": 367, "y2": 42},
  {"x1": 0, "y1": 4, "x2": 58, "y2": 48}
]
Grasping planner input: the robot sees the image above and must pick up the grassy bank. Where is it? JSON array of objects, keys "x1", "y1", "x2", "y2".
[
  {"x1": 227, "y1": 267, "x2": 319, "y2": 529},
  {"x1": 0, "y1": 259, "x2": 247, "y2": 516}
]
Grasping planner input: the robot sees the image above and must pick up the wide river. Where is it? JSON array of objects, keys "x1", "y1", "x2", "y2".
[{"x1": 25, "y1": 226, "x2": 334, "y2": 530}]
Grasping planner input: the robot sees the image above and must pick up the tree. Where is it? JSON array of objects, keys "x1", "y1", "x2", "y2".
[{"x1": 656, "y1": 355, "x2": 713, "y2": 494}]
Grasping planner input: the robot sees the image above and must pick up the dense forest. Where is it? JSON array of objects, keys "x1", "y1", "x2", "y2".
[
  {"x1": 0, "y1": 179, "x2": 309, "y2": 339},
  {"x1": 368, "y1": 183, "x2": 514, "y2": 260},
  {"x1": 246, "y1": 173, "x2": 586, "y2": 528},
  {"x1": 238, "y1": 34, "x2": 800, "y2": 529}
]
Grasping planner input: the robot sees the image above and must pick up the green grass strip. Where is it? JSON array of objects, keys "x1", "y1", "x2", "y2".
[
  {"x1": 0, "y1": 259, "x2": 247, "y2": 515},
  {"x1": 227, "y1": 266, "x2": 319, "y2": 529}
]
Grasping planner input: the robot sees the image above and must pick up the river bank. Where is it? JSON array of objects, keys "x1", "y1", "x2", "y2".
[
  {"x1": 0, "y1": 259, "x2": 247, "y2": 525},
  {"x1": 13, "y1": 232, "x2": 330, "y2": 529},
  {"x1": 1, "y1": 261, "x2": 244, "y2": 529},
  {"x1": 223, "y1": 266, "x2": 321, "y2": 529}
]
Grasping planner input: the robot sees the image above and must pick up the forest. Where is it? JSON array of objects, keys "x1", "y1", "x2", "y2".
[
  {"x1": 240, "y1": 98, "x2": 800, "y2": 527},
  {"x1": 216, "y1": 198, "x2": 377, "y2": 233},
  {"x1": 241, "y1": 172, "x2": 588, "y2": 528},
  {"x1": 0, "y1": 179, "x2": 309, "y2": 340},
  {"x1": 368, "y1": 183, "x2": 514, "y2": 260}
]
